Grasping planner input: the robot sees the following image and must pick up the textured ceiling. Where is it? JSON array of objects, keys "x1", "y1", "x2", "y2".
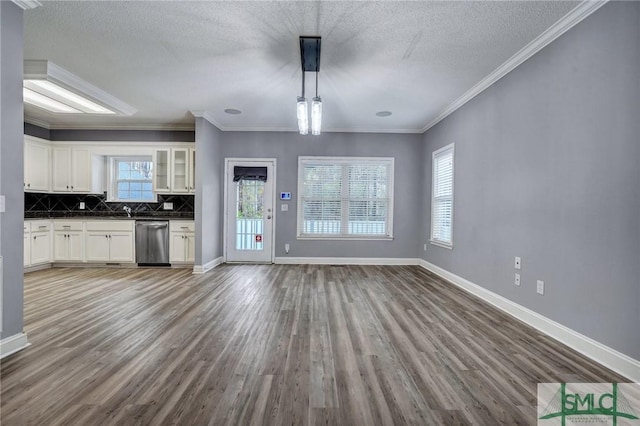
[{"x1": 24, "y1": 1, "x2": 580, "y2": 132}]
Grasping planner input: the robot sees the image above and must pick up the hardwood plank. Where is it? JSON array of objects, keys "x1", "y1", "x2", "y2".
[{"x1": 0, "y1": 265, "x2": 629, "y2": 425}]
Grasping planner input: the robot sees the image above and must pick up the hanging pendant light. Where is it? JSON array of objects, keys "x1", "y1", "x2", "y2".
[
  {"x1": 297, "y1": 96, "x2": 309, "y2": 135},
  {"x1": 297, "y1": 36, "x2": 322, "y2": 136}
]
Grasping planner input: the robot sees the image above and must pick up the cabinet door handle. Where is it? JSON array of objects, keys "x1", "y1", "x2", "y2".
[
  {"x1": 105, "y1": 235, "x2": 108, "y2": 238},
  {"x1": 66, "y1": 185, "x2": 69, "y2": 189},
  {"x1": 33, "y1": 235, "x2": 36, "y2": 240},
  {"x1": 166, "y1": 186, "x2": 170, "y2": 189},
  {"x1": 71, "y1": 186, "x2": 74, "y2": 190},
  {"x1": 27, "y1": 183, "x2": 31, "y2": 188}
]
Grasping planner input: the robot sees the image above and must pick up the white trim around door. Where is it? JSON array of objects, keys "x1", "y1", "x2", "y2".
[{"x1": 223, "y1": 158, "x2": 277, "y2": 263}]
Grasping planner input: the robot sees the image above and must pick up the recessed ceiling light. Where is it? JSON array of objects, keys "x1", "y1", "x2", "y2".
[
  {"x1": 376, "y1": 111, "x2": 392, "y2": 117},
  {"x1": 23, "y1": 60, "x2": 136, "y2": 116},
  {"x1": 224, "y1": 108, "x2": 242, "y2": 115}
]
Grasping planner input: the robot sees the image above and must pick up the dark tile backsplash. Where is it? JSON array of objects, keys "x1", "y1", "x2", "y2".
[{"x1": 25, "y1": 193, "x2": 194, "y2": 219}]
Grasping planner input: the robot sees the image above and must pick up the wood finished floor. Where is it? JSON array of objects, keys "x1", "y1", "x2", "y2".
[{"x1": 1, "y1": 265, "x2": 626, "y2": 425}]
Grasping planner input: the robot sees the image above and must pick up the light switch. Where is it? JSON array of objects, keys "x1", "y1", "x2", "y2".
[{"x1": 281, "y1": 204, "x2": 288, "y2": 211}]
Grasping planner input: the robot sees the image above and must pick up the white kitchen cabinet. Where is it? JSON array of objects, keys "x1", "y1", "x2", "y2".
[
  {"x1": 154, "y1": 148, "x2": 196, "y2": 194},
  {"x1": 52, "y1": 147, "x2": 100, "y2": 193},
  {"x1": 24, "y1": 223, "x2": 31, "y2": 267},
  {"x1": 29, "y1": 221, "x2": 51, "y2": 265},
  {"x1": 153, "y1": 149, "x2": 171, "y2": 193},
  {"x1": 24, "y1": 138, "x2": 51, "y2": 192},
  {"x1": 85, "y1": 233, "x2": 111, "y2": 262},
  {"x1": 189, "y1": 148, "x2": 196, "y2": 193},
  {"x1": 169, "y1": 221, "x2": 195, "y2": 263},
  {"x1": 53, "y1": 221, "x2": 84, "y2": 262},
  {"x1": 171, "y1": 148, "x2": 189, "y2": 193},
  {"x1": 85, "y1": 221, "x2": 135, "y2": 263},
  {"x1": 108, "y1": 233, "x2": 135, "y2": 262}
]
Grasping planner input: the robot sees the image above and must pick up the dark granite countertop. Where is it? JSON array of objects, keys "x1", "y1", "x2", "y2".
[{"x1": 24, "y1": 211, "x2": 194, "y2": 220}]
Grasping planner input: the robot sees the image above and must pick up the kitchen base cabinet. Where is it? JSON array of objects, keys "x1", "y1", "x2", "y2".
[
  {"x1": 169, "y1": 221, "x2": 195, "y2": 263},
  {"x1": 53, "y1": 221, "x2": 84, "y2": 262},
  {"x1": 108, "y1": 233, "x2": 135, "y2": 262},
  {"x1": 85, "y1": 233, "x2": 111, "y2": 262},
  {"x1": 54, "y1": 232, "x2": 83, "y2": 261},
  {"x1": 24, "y1": 224, "x2": 31, "y2": 267},
  {"x1": 85, "y1": 221, "x2": 135, "y2": 263},
  {"x1": 24, "y1": 220, "x2": 51, "y2": 266}
]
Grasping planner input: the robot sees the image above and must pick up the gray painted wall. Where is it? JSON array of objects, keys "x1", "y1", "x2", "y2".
[
  {"x1": 194, "y1": 117, "x2": 223, "y2": 266},
  {"x1": 24, "y1": 122, "x2": 50, "y2": 140},
  {"x1": 1, "y1": 1, "x2": 25, "y2": 339},
  {"x1": 220, "y1": 131, "x2": 423, "y2": 258},
  {"x1": 420, "y1": 2, "x2": 640, "y2": 359},
  {"x1": 25, "y1": 127, "x2": 194, "y2": 142}
]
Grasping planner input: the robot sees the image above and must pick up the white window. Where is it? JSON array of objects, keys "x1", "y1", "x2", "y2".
[
  {"x1": 298, "y1": 157, "x2": 394, "y2": 239},
  {"x1": 431, "y1": 144, "x2": 454, "y2": 248},
  {"x1": 109, "y1": 156, "x2": 155, "y2": 202}
]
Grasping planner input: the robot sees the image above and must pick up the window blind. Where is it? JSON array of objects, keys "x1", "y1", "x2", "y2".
[
  {"x1": 299, "y1": 157, "x2": 394, "y2": 238},
  {"x1": 431, "y1": 145, "x2": 454, "y2": 246}
]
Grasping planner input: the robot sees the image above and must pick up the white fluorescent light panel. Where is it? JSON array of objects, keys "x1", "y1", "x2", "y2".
[{"x1": 23, "y1": 60, "x2": 136, "y2": 116}]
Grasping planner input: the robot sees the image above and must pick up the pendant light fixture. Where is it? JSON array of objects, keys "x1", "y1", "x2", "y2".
[{"x1": 298, "y1": 36, "x2": 322, "y2": 136}]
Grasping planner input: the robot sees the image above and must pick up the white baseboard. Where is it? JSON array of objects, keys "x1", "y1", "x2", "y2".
[
  {"x1": 192, "y1": 257, "x2": 223, "y2": 274},
  {"x1": 419, "y1": 259, "x2": 640, "y2": 382},
  {"x1": 0, "y1": 332, "x2": 30, "y2": 359},
  {"x1": 24, "y1": 263, "x2": 53, "y2": 273},
  {"x1": 274, "y1": 257, "x2": 420, "y2": 266}
]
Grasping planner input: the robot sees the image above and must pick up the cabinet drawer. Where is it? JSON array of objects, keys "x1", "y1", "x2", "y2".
[
  {"x1": 54, "y1": 221, "x2": 84, "y2": 231},
  {"x1": 85, "y1": 220, "x2": 134, "y2": 232},
  {"x1": 28, "y1": 221, "x2": 51, "y2": 232},
  {"x1": 170, "y1": 221, "x2": 195, "y2": 233}
]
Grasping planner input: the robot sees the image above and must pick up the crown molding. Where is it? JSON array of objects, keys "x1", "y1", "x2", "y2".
[
  {"x1": 189, "y1": 110, "x2": 423, "y2": 134},
  {"x1": 190, "y1": 109, "x2": 226, "y2": 131},
  {"x1": 220, "y1": 126, "x2": 422, "y2": 134},
  {"x1": 421, "y1": 0, "x2": 610, "y2": 133},
  {"x1": 24, "y1": 117, "x2": 51, "y2": 130},
  {"x1": 11, "y1": 0, "x2": 41, "y2": 10}
]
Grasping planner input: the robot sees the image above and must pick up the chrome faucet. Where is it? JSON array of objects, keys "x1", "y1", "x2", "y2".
[{"x1": 123, "y1": 205, "x2": 132, "y2": 218}]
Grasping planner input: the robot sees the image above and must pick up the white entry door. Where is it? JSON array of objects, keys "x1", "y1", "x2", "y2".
[{"x1": 225, "y1": 159, "x2": 275, "y2": 263}]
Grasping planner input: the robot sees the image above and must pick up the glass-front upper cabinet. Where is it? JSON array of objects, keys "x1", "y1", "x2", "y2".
[
  {"x1": 171, "y1": 148, "x2": 189, "y2": 193},
  {"x1": 153, "y1": 149, "x2": 171, "y2": 192},
  {"x1": 189, "y1": 148, "x2": 195, "y2": 193}
]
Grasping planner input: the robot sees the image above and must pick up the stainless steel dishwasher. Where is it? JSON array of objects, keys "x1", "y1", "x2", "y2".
[{"x1": 135, "y1": 220, "x2": 170, "y2": 266}]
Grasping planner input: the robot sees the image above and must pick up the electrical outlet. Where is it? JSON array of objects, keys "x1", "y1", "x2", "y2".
[
  {"x1": 537, "y1": 280, "x2": 544, "y2": 295},
  {"x1": 79, "y1": 201, "x2": 85, "y2": 210},
  {"x1": 514, "y1": 256, "x2": 521, "y2": 270},
  {"x1": 515, "y1": 273, "x2": 520, "y2": 286},
  {"x1": 285, "y1": 243, "x2": 290, "y2": 254},
  {"x1": 163, "y1": 202, "x2": 173, "y2": 210},
  {"x1": 423, "y1": 244, "x2": 427, "y2": 251}
]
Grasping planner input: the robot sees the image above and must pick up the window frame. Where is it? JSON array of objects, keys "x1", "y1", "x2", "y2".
[
  {"x1": 430, "y1": 143, "x2": 455, "y2": 249},
  {"x1": 108, "y1": 156, "x2": 157, "y2": 203},
  {"x1": 297, "y1": 156, "x2": 394, "y2": 241}
]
